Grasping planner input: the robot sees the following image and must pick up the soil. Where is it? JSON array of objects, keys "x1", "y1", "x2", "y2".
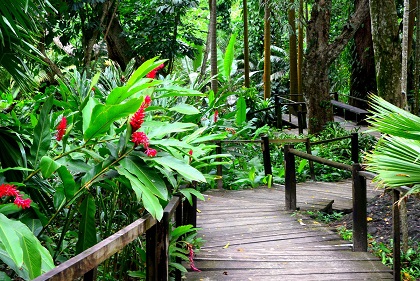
[{"x1": 331, "y1": 191, "x2": 420, "y2": 247}]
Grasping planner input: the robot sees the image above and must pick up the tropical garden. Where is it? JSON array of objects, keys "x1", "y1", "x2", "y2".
[{"x1": 0, "y1": 0, "x2": 419, "y2": 280}]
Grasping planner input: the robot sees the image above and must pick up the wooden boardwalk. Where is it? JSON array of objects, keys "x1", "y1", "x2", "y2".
[{"x1": 185, "y1": 181, "x2": 392, "y2": 280}]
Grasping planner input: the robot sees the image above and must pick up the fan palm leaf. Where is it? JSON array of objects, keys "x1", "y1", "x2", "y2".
[{"x1": 365, "y1": 95, "x2": 420, "y2": 195}]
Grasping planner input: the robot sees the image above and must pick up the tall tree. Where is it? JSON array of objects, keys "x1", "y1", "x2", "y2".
[
  {"x1": 263, "y1": 0, "x2": 271, "y2": 100},
  {"x1": 243, "y1": 0, "x2": 250, "y2": 88},
  {"x1": 349, "y1": 0, "x2": 376, "y2": 109},
  {"x1": 303, "y1": 0, "x2": 369, "y2": 133},
  {"x1": 210, "y1": 0, "x2": 218, "y2": 95},
  {"x1": 297, "y1": 0, "x2": 304, "y2": 101},
  {"x1": 288, "y1": 0, "x2": 298, "y2": 102},
  {"x1": 369, "y1": 0, "x2": 403, "y2": 107},
  {"x1": 415, "y1": 0, "x2": 420, "y2": 114}
]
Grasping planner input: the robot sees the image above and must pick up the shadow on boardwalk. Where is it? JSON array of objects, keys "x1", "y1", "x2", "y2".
[{"x1": 185, "y1": 180, "x2": 392, "y2": 280}]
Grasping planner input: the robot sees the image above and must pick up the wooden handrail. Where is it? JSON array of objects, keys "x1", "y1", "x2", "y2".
[
  {"x1": 33, "y1": 196, "x2": 182, "y2": 281},
  {"x1": 288, "y1": 148, "x2": 353, "y2": 171}
]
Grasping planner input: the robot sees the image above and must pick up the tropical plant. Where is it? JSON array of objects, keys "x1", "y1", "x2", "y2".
[{"x1": 365, "y1": 95, "x2": 420, "y2": 196}]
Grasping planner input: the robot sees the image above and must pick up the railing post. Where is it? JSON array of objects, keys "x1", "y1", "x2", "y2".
[
  {"x1": 351, "y1": 133, "x2": 359, "y2": 164},
  {"x1": 216, "y1": 141, "x2": 223, "y2": 189},
  {"x1": 175, "y1": 198, "x2": 183, "y2": 281},
  {"x1": 305, "y1": 138, "x2": 315, "y2": 181},
  {"x1": 297, "y1": 111, "x2": 304, "y2": 135},
  {"x1": 261, "y1": 136, "x2": 272, "y2": 176},
  {"x1": 275, "y1": 95, "x2": 283, "y2": 129},
  {"x1": 284, "y1": 145, "x2": 296, "y2": 210},
  {"x1": 352, "y1": 163, "x2": 367, "y2": 252},
  {"x1": 183, "y1": 194, "x2": 197, "y2": 228},
  {"x1": 392, "y1": 189, "x2": 401, "y2": 281},
  {"x1": 146, "y1": 210, "x2": 170, "y2": 280}
]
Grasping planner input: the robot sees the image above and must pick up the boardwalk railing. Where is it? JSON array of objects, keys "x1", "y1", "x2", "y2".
[
  {"x1": 283, "y1": 145, "x2": 414, "y2": 281},
  {"x1": 33, "y1": 195, "x2": 193, "y2": 281},
  {"x1": 214, "y1": 133, "x2": 358, "y2": 187}
]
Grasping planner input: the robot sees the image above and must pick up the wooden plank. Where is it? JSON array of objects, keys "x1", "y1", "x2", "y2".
[{"x1": 331, "y1": 100, "x2": 368, "y2": 114}]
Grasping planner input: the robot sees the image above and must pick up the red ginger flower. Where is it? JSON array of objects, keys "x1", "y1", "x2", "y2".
[
  {"x1": 130, "y1": 96, "x2": 152, "y2": 131},
  {"x1": 146, "y1": 64, "x2": 164, "y2": 79},
  {"x1": 189, "y1": 149, "x2": 193, "y2": 156},
  {"x1": 0, "y1": 183, "x2": 31, "y2": 209},
  {"x1": 56, "y1": 117, "x2": 67, "y2": 141},
  {"x1": 145, "y1": 147, "x2": 157, "y2": 157},
  {"x1": 213, "y1": 110, "x2": 219, "y2": 123},
  {"x1": 187, "y1": 243, "x2": 201, "y2": 272},
  {"x1": 132, "y1": 132, "x2": 149, "y2": 147}
]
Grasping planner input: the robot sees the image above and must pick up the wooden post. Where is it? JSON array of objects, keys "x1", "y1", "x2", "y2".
[
  {"x1": 216, "y1": 141, "x2": 223, "y2": 189},
  {"x1": 305, "y1": 138, "x2": 315, "y2": 181},
  {"x1": 175, "y1": 199, "x2": 183, "y2": 281},
  {"x1": 183, "y1": 195, "x2": 197, "y2": 228},
  {"x1": 284, "y1": 145, "x2": 296, "y2": 210},
  {"x1": 392, "y1": 189, "x2": 401, "y2": 281},
  {"x1": 261, "y1": 136, "x2": 272, "y2": 175},
  {"x1": 351, "y1": 133, "x2": 359, "y2": 164},
  {"x1": 352, "y1": 163, "x2": 367, "y2": 252},
  {"x1": 146, "y1": 211, "x2": 169, "y2": 280},
  {"x1": 275, "y1": 95, "x2": 282, "y2": 129},
  {"x1": 297, "y1": 111, "x2": 304, "y2": 135}
]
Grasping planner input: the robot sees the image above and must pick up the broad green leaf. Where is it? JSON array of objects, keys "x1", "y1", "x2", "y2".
[
  {"x1": 21, "y1": 236, "x2": 41, "y2": 279},
  {"x1": 224, "y1": 33, "x2": 237, "y2": 80},
  {"x1": 0, "y1": 167, "x2": 33, "y2": 173},
  {"x1": 30, "y1": 95, "x2": 53, "y2": 165},
  {"x1": 168, "y1": 104, "x2": 200, "y2": 115},
  {"x1": 190, "y1": 133, "x2": 227, "y2": 144},
  {"x1": 40, "y1": 156, "x2": 60, "y2": 178},
  {"x1": 57, "y1": 166, "x2": 77, "y2": 199},
  {"x1": 0, "y1": 272, "x2": 11, "y2": 281},
  {"x1": 116, "y1": 166, "x2": 163, "y2": 220},
  {"x1": 170, "y1": 225, "x2": 194, "y2": 241},
  {"x1": 82, "y1": 97, "x2": 99, "y2": 134},
  {"x1": 179, "y1": 188, "x2": 205, "y2": 205},
  {"x1": 0, "y1": 203, "x2": 20, "y2": 216},
  {"x1": 84, "y1": 99, "x2": 142, "y2": 141},
  {"x1": 89, "y1": 72, "x2": 101, "y2": 90},
  {"x1": 169, "y1": 262, "x2": 188, "y2": 273},
  {"x1": 126, "y1": 58, "x2": 167, "y2": 87},
  {"x1": 235, "y1": 97, "x2": 247, "y2": 125},
  {"x1": 154, "y1": 85, "x2": 205, "y2": 98},
  {"x1": 142, "y1": 121, "x2": 197, "y2": 140},
  {"x1": 150, "y1": 139, "x2": 193, "y2": 149},
  {"x1": 0, "y1": 214, "x2": 23, "y2": 268},
  {"x1": 120, "y1": 157, "x2": 168, "y2": 200},
  {"x1": 150, "y1": 156, "x2": 206, "y2": 182},
  {"x1": 76, "y1": 194, "x2": 97, "y2": 254}
]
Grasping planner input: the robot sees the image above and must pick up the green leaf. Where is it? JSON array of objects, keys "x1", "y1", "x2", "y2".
[
  {"x1": 168, "y1": 104, "x2": 200, "y2": 115},
  {"x1": 82, "y1": 97, "x2": 99, "y2": 134},
  {"x1": 119, "y1": 157, "x2": 168, "y2": 200},
  {"x1": 0, "y1": 272, "x2": 11, "y2": 281},
  {"x1": 30, "y1": 95, "x2": 53, "y2": 165},
  {"x1": 154, "y1": 85, "x2": 205, "y2": 98},
  {"x1": 142, "y1": 121, "x2": 197, "y2": 140},
  {"x1": 126, "y1": 58, "x2": 167, "y2": 87},
  {"x1": 0, "y1": 214, "x2": 23, "y2": 268},
  {"x1": 21, "y1": 236, "x2": 41, "y2": 279},
  {"x1": 170, "y1": 225, "x2": 194, "y2": 241},
  {"x1": 57, "y1": 166, "x2": 77, "y2": 199},
  {"x1": 84, "y1": 98, "x2": 142, "y2": 141},
  {"x1": 89, "y1": 72, "x2": 101, "y2": 90},
  {"x1": 116, "y1": 166, "x2": 164, "y2": 220},
  {"x1": 235, "y1": 97, "x2": 247, "y2": 125},
  {"x1": 224, "y1": 33, "x2": 237, "y2": 80},
  {"x1": 179, "y1": 188, "x2": 205, "y2": 205},
  {"x1": 40, "y1": 156, "x2": 60, "y2": 178},
  {"x1": 76, "y1": 194, "x2": 97, "y2": 254},
  {"x1": 169, "y1": 262, "x2": 188, "y2": 273},
  {"x1": 149, "y1": 156, "x2": 206, "y2": 182}
]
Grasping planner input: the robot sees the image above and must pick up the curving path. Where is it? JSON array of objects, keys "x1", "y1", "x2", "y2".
[{"x1": 185, "y1": 181, "x2": 392, "y2": 280}]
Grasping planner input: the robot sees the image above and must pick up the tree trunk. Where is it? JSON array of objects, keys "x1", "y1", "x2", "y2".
[
  {"x1": 369, "y1": 0, "x2": 402, "y2": 107},
  {"x1": 297, "y1": 0, "x2": 304, "y2": 101},
  {"x1": 401, "y1": 0, "x2": 410, "y2": 109},
  {"x1": 243, "y1": 0, "x2": 250, "y2": 88},
  {"x1": 350, "y1": 0, "x2": 376, "y2": 109},
  {"x1": 210, "y1": 0, "x2": 218, "y2": 95},
  {"x1": 289, "y1": 0, "x2": 298, "y2": 102},
  {"x1": 303, "y1": 0, "x2": 369, "y2": 133},
  {"x1": 263, "y1": 0, "x2": 271, "y2": 100},
  {"x1": 415, "y1": 0, "x2": 420, "y2": 114}
]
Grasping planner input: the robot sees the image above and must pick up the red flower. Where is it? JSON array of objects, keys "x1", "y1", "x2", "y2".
[
  {"x1": 187, "y1": 243, "x2": 201, "y2": 272},
  {"x1": 14, "y1": 196, "x2": 31, "y2": 209},
  {"x1": 91, "y1": 87, "x2": 96, "y2": 91},
  {"x1": 56, "y1": 117, "x2": 67, "y2": 141},
  {"x1": 189, "y1": 149, "x2": 193, "y2": 156},
  {"x1": 213, "y1": 110, "x2": 219, "y2": 123},
  {"x1": 146, "y1": 64, "x2": 164, "y2": 79},
  {"x1": 145, "y1": 147, "x2": 157, "y2": 157},
  {"x1": 131, "y1": 132, "x2": 149, "y2": 147},
  {"x1": 130, "y1": 96, "x2": 152, "y2": 131},
  {"x1": 0, "y1": 183, "x2": 31, "y2": 209}
]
